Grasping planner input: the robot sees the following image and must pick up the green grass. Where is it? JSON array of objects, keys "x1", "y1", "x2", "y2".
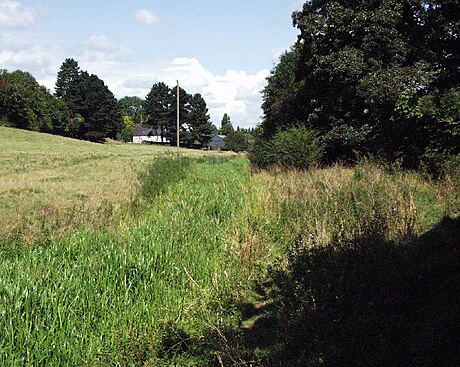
[
  {"x1": 0, "y1": 155, "x2": 251, "y2": 366},
  {"x1": 0, "y1": 127, "x2": 457, "y2": 366},
  {"x1": 0, "y1": 126, "x2": 208, "y2": 244}
]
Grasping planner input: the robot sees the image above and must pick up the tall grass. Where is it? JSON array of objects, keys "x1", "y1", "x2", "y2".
[
  {"x1": 200, "y1": 160, "x2": 459, "y2": 366},
  {"x1": 0, "y1": 156, "x2": 250, "y2": 366}
]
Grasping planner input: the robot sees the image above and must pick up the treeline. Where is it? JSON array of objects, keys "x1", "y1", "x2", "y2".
[
  {"x1": 1, "y1": 60, "x2": 121, "y2": 142},
  {"x1": 252, "y1": 0, "x2": 459, "y2": 173},
  {"x1": 143, "y1": 82, "x2": 214, "y2": 148},
  {"x1": 1, "y1": 59, "x2": 215, "y2": 147},
  {"x1": 0, "y1": 69, "x2": 68, "y2": 134}
]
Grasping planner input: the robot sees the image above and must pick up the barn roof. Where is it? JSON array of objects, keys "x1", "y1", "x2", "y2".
[{"x1": 133, "y1": 125, "x2": 165, "y2": 137}]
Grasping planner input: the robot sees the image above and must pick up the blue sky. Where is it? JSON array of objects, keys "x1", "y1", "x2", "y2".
[{"x1": 1, "y1": 1, "x2": 303, "y2": 128}]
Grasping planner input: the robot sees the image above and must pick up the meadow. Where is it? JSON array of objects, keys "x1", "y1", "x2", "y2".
[
  {"x1": 0, "y1": 126, "x2": 458, "y2": 366},
  {"x1": 0, "y1": 126, "x2": 203, "y2": 244}
]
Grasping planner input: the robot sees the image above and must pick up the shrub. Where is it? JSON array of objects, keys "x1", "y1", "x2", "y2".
[{"x1": 249, "y1": 125, "x2": 323, "y2": 169}]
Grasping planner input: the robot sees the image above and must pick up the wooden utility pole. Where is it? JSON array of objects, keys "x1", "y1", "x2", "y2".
[{"x1": 176, "y1": 80, "x2": 180, "y2": 149}]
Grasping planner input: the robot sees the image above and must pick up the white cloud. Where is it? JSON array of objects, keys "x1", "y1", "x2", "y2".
[
  {"x1": 76, "y1": 35, "x2": 127, "y2": 63},
  {"x1": 163, "y1": 58, "x2": 269, "y2": 127},
  {"x1": 135, "y1": 9, "x2": 160, "y2": 26},
  {"x1": 72, "y1": 57, "x2": 268, "y2": 128},
  {"x1": 0, "y1": 0, "x2": 41, "y2": 28},
  {"x1": 0, "y1": 34, "x2": 57, "y2": 85},
  {"x1": 163, "y1": 57, "x2": 213, "y2": 88},
  {"x1": 87, "y1": 35, "x2": 120, "y2": 53}
]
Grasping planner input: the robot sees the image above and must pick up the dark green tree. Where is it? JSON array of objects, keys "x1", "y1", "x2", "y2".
[
  {"x1": 76, "y1": 71, "x2": 121, "y2": 142},
  {"x1": 220, "y1": 113, "x2": 234, "y2": 135},
  {"x1": 0, "y1": 69, "x2": 68, "y2": 133},
  {"x1": 145, "y1": 83, "x2": 214, "y2": 148},
  {"x1": 145, "y1": 82, "x2": 173, "y2": 142},
  {"x1": 259, "y1": 0, "x2": 460, "y2": 168},
  {"x1": 54, "y1": 59, "x2": 121, "y2": 141},
  {"x1": 224, "y1": 128, "x2": 250, "y2": 152},
  {"x1": 186, "y1": 93, "x2": 214, "y2": 148}
]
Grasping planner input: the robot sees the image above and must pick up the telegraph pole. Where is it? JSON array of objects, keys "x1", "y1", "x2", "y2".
[{"x1": 176, "y1": 80, "x2": 180, "y2": 149}]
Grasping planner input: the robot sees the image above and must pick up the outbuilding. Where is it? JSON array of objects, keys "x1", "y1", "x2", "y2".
[{"x1": 132, "y1": 125, "x2": 170, "y2": 144}]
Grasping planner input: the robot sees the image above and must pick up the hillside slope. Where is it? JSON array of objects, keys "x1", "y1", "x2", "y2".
[{"x1": 0, "y1": 126, "x2": 180, "y2": 244}]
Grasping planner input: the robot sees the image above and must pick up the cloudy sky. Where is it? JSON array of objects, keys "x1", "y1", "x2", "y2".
[{"x1": 0, "y1": 0, "x2": 303, "y2": 128}]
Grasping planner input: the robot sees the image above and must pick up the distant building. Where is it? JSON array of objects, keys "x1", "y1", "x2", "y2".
[
  {"x1": 208, "y1": 135, "x2": 226, "y2": 150},
  {"x1": 132, "y1": 125, "x2": 169, "y2": 144}
]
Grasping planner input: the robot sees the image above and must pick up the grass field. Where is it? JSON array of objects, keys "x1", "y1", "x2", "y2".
[
  {"x1": 0, "y1": 126, "x2": 206, "y2": 244},
  {"x1": 0, "y1": 126, "x2": 458, "y2": 365}
]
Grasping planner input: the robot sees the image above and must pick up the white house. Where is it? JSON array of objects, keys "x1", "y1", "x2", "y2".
[{"x1": 132, "y1": 125, "x2": 170, "y2": 144}]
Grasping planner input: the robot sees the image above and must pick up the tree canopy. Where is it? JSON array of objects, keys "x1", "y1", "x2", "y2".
[
  {"x1": 144, "y1": 82, "x2": 214, "y2": 148},
  {"x1": 55, "y1": 59, "x2": 121, "y2": 142},
  {"x1": 258, "y1": 0, "x2": 460, "y2": 170},
  {"x1": 0, "y1": 69, "x2": 68, "y2": 133}
]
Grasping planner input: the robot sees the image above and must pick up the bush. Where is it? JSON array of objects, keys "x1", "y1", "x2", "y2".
[{"x1": 249, "y1": 125, "x2": 323, "y2": 169}]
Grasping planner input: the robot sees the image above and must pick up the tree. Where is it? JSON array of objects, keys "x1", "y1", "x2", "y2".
[
  {"x1": 259, "y1": 0, "x2": 460, "y2": 169},
  {"x1": 224, "y1": 129, "x2": 250, "y2": 152},
  {"x1": 1, "y1": 69, "x2": 68, "y2": 133},
  {"x1": 186, "y1": 93, "x2": 214, "y2": 148},
  {"x1": 54, "y1": 59, "x2": 121, "y2": 141},
  {"x1": 118, "y1": 96, "x2": 145, "y2": 125},
  {"x1": 55, "y1": 58, "x2": 79, "y2": 97},
  {"x1": 117, "y1": 115, "x2": 135, "y2": 142},
  {"x1": 145, "y1": 83, "x2": 214, "y2": 148},
  {"x1": 145, "y1": 82, "x2": 173, "y2": 142},
  {"x1": 220, "y1": 113, "x2": 234, "y2": 135},
  {"x1": 77, "y1": 71, "x2": 121, "y2": 141}
]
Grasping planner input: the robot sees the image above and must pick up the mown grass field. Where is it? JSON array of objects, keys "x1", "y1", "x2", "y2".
[
  {"x1": 0, "y1": 126, "x2": 458, "y2": 366},
  {"x1": 0, "y1": 126, "x2": 206, "y2": 244}
]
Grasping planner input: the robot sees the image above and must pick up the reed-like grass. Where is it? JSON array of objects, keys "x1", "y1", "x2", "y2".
[{"x1": 0, "y1": 155, "x2": 250, "y2": 366}]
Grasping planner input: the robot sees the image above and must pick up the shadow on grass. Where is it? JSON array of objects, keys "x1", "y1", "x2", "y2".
[{"x1": 199, "y1": 216, "x2": 460, "y2": 366}]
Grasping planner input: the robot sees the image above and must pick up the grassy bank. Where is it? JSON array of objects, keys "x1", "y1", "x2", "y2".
[
  {"x1": 0, "y1": 126, "x2": 203, "y2": 245},
  {"x1": 201, "y1": 162, "x2": 459, "y2": 366}
]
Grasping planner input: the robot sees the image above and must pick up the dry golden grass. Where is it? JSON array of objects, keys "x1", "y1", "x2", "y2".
[
  {"x1": 0, "y1": 126, "x2": 210, "y2": 244},
  {"x1": 228, "y1": 162, "x2": 452, "y2": 265}
]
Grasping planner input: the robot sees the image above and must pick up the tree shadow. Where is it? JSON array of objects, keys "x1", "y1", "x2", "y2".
[{"x1": 213, "y1": 216, "x2": 460, "y2": 366}]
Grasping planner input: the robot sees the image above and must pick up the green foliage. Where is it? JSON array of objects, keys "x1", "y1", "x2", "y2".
[
  {"x1": 145, "y1": 83, "x2": 213, "y2": 148},
  {"x1": 116, "y1": 116, "x2": 135, "y2": 142},
  {"x1": 118, "y1": 96, "x2": 145, "y2": 125},
  {"x1": 54, "y1": 59, "x2": 122, "y2": 142},
  {"x1": 224, "y1": 129, "x2": 250, "y2": 152},
  {"x1": 260, "y1": 0, "x2": 460, "y2": 170},
  {"x1": 0, "y1": 70, "x2": 68, "y2": 133},
  {"x1": 220, "y1": 113, "x2": 234, "y2": 135},
  {"x1": 250, "y1": 125, "x2": 323, "y2": 169}
]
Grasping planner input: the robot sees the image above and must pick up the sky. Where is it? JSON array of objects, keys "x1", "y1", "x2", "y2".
[{"x1": 0, "y1": 0, "x2": 303, "y2": 128}]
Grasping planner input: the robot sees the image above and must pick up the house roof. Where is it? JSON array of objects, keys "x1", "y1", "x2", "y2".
[
  {"x1": 209, "y1": 135, "x2": 226, "y2": 148},
  {"x1": 133, "y1": 124, "x2": 165, "y2": 137}
]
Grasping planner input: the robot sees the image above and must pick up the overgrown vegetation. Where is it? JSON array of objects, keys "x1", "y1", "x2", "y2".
[
  {"x1": 253, "y1": 0, "x2": 459, "y2": 172},
  {"x1": 189, "y1": 161, "x2": 460, "y2": 366},
  {"x1": 250, "y1": 125, "x2": 323, "y2": 169},
  {"x1": 0, "y1": 151, "x2": 251, "y2": 365},
  {"x1": 0, "y1": 127, "x2": 458, "y2": 365}
]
